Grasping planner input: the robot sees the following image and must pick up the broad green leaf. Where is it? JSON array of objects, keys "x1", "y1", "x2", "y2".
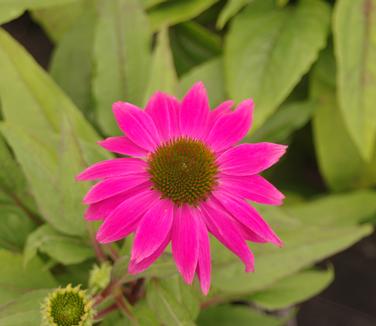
[
  {"x1": 93, "y1": 0, "x2": 151, "y2": 134},
  {"x1": 0, "y1": 289, "x2": 50, "y2": 326},
  {"x1": 216, "y1": 0, "x2": 253, "y2": 29},
  {"x1": 197, "y1": 305, "x2": 283, "y2": 326},
  {"x1": 177, "y1": 57, "x2": 225, "y2": 107},
  {"x1": 100, "y1": 311, "x2": 131, "y2": 326},
  {"x1": 133, "y1": 301, "x2": 159, "y2": 325},
  {"x1": 0, "y1": 203, "x2": 35, "y2": 251},
  {"x1": 0, "y1": 29, "x2": 99, "y2": 142},
  {"x1": 49, "y1": 8, "x2": 96, "y2": 115},
  {"x1": 143, "y1": 28, "x2": 178, "y2": 103},
  {"x1": 311, "y1": 48, "x2": 376, "y2": 190},
  {"x1": 0, "y1": 0, "x2": 77, "y2": 4},
  {"x1": 0, "y1": 0, "x2": 79, "y2": 25},
  {"x1": 0, "y1": 134, "x2": 36, "y2": 213},
  {"x1": 211, "y1": 223, "x2": 371, "y2": 295},
  {"x1": 248, "y1": 268, "x2": 333, "y2": 310},
  {"x1": 225, "y1": 0, "x2": 330, "y2": 130},
  {"x1": 54, "y1": 260, "x2": 93, "y2": 287},
  {"x1": 170, "y1": 21, "x2": 221, "y2": 75},
  {"x1": 286, "y1": 190, "x2": 376, "y2": 227},
  {"x1": 334, "y1": 0, "x2": 376, "y2": 160},
  {"x1": 142, "y1": 0, "x2": 168, "y2": 9},
  {"x1": 148, "y1": 0, "x2": 219, "y2": 31},
  {"x1": 24, "y1": 224, "x2": 93, "y2": 266},
  {"x1": 100, "y1": 302, "x2": 159, "y2": 326},
  {"x1": 0, "y1": 135, "x2": 25, "y2": 195},
  {"x1": 0, "y1": 30, "x2": 109, "y2": 236},
  {"x1": 146, "y1": 278, "x2": 196, "y2": 326},
  {"x1": 0, "y1": 122, "x2": 88, "y2": 236},
  {"x1": 0, "y1": 6, "x2": 24, "y2": 25},
  {"x1": 209, "y1": 197, "x2": 373, "y2": 296},
  {"x1": 161, "y1": 275, "x2": 201, "y2": 321},
  {"x1": 251, "y1": 101, "x2": 315, "y2": 143},
  {"x1": 0, "y1": 249, "x2": 56, "y2": 304},
  {"x1": 112, "y1": 253, "x2": 176, "y2": 284},
  {"x1": 276, "y1": 0, "x2": 288, "y2": 7},
  {"x1": 31, "y1": 0, "x2": 89, "y2": 42}
]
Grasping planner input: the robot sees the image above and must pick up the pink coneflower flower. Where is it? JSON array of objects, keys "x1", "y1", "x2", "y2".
[{"x1": 77, "y1": 82, "x2": 286, "y2": 295}]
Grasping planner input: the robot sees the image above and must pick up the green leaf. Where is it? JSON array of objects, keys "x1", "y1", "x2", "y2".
[
  {"x1": 0, "y1": 0, "x2": 79, "y2": 25},
  {"x1": 209, "y1": 194, "x2": 373, "y2": 296},
  {"x1": 225, "y1": 0, "x2": 330, "y2": 130},
  {"x1": 170, "y1": 21, "x2": 221, "y2": 75},
  {"x1": 333, "y1": 0, "x2": 376, "y2": 160},
  {"x1": 0, "y1": 29, "x2": 100, "y2": 143},
  {"x1": 286, "y1": 190, "x2": 376, "y2": 227},
  {"x1": 0, "y1": 30, "x2": 109, "y2": 236},
  {"x1": 142, "y1": 0, "x2": 167, "y2": 9},
  {"x1": 0, "y1": 135, "x2": 24, "y2": 194},
  {"x1": 54, "y1": 260, "x2": 93, "y2": 287},
  {"x1": 311, "y1": 48, "x2": 376, "y2": 191},
  {"x1": 0, "y1": 134, "x2": 36, "y2": 213},
  {"x1": 160, "y1": 275, "x2": 201, "y2": 320},
  {"x1": 148, "y1": 0, "x2": 219, "y2": 31},
  {"x1": 216, "y1": 0, "x2": 253, "y2": 29},
  {"x1": 49, "y1": 7, "x2": 96, "y2": 115},
  {"x1": 0, "y1": 289, "x2": 51, "y2": 326},
  {"x1": 146, "y1": 278, "x2": 196, "y2": 326},
  {"x1": 276, "y1": 0, "x2": 288, "y2": 7},
  {"x1": 177, "y1": 57, "x2": 225, "y2": 107},
  {"x1": 211, "y1": 223, "x2": 371, "y2": 295},
  {"x1": 112, "y1": 253, "x2": 176, "y2": 284},
  {"x1": 31, "y1": 0, "x2": 89, "y2": 42},
  {"x1": 197, "y1": 305, "x2": 283, "y2": 326},
  {"x1": 0, "y1": 6, "x2": 24, "y2": 25},
  {"x1": 0, "y1": 249, "x2": 56, "y2": 304},
  {"x1": 93, "y1": 0, "x2": 151, "y2": 134},
  {"x1": 0, "y1": 122, "x2": 88, "y2": 236},
  {"x1": 0, "y1": 203, "x2": 35, "y2": 252},
  {"x1": 143, "y1": 28, "x2": 178, "y2": 103},
  {"x1": 248, "y1": 268, "x2": 334, "y2": 310},
  {"x1": 24, "y1": 224, "x2": 93, "y2": 266},
  {"x1": 133, "y1": 301, "x2": 159, "y2": 325},
  {"x1": 251, "y1": 101, "x2": 315, "y2": 143}
]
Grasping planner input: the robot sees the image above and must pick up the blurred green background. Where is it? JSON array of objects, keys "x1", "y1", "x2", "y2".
[{"x1": 0, "y1": 0, "x2": 376, "y2": 325}]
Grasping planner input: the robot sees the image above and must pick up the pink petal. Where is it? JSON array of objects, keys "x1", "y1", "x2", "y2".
[
  {"x1": 96, "y1": 188, "x2": 159, "y2": 243},
  {"x1": 236, "y1": 222, "x2": 270, "y2": 243},
  {"x1": 113, "y1": 102, "x2": 160, "y2": 151},
  {"x1": 98, "y1": 136, "x2": 148, "y2": 157},
  {"x1": 128, "y1": 235, "x2": 171, "y2": 274},
  {"x1": 217, "y1": 143, "x2": 287, "y2": 176},
  {"x1": 76, "y1": 158, "x2": 147, "y2": 181},
  {"x1": 206, "y1": 100, "x2": 233, "y2": 134},
  {"x1": 83, "y1": 174, "x2": 149, "y2": 204},
  {"x1": 84, "y1": 183, "x2": 151, "y2": 221},
  {"x1": 85, "y1": 193, "x2": 128, "y2": 221},
  {"x1": 206, "y1": 99, "x2": 254, "y2": 152},
  {"x1": 172, "y1": 205, "x2": 199, "y2": 284},
  {"x1": 200, "y1": 198, "x2": 254, "y2": 272},
  {"x1": 180, "y1": 82, "x2": 210, "y2": 139},
  {"x1": 196, "y1": 215, "x2": 211, "y2": 295},
  {"x1": 145, "y1": 92, "x2": 180, "y2": 141},
  {"x1": 219, "y1": 174, "x2": 285, "y2": 206},
  {"x1": 131, "y1": 199, "x2": 174, "y2": 263},
  {"x1": 213, "y1": 190, "x2": 282, "y2": 246}
]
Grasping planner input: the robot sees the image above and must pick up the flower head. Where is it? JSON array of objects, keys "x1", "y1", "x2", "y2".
[
  {"x1": 41, "y1": 284, "x2": 94, "y2": 326},
  {"x1": 77, "y1": 82, "x2": 287, "y2": 295}
]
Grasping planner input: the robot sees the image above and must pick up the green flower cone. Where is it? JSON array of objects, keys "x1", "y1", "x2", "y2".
[{"x1": 41, "y1": 284, "x2": 94, "y2": 326}]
